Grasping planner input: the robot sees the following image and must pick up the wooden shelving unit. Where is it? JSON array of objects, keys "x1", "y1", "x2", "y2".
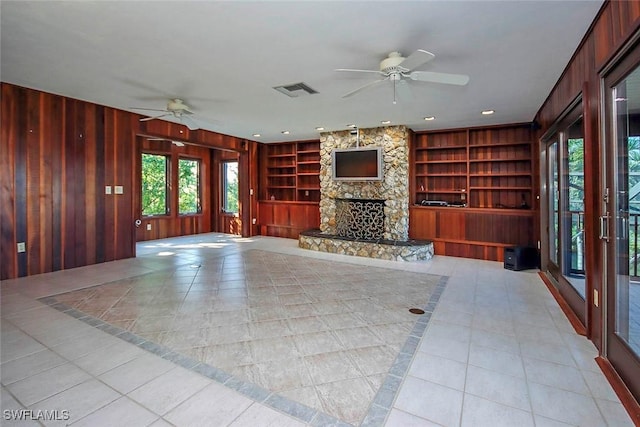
[
  {"x1": 413, "y1": 130, "x2": 469, "y2": 205},
  {"x1": 260, "y1": 140, "x2": 320, "y2": 202},
  {"x1": 295, "y1": 141, "x2": 321, "y2": 202},
  {"x1": 258, "y1": 139, "x2": 321, "y2": 239},
  {"x1": 412, "y1": 125, "x2": 533, "y2": 209},
  {"x1": 467, "y1": 126, "x2": 533, "y2": 209},
  {"x1": 410, "y1": 124, "x2": 536, "y2": 261}
]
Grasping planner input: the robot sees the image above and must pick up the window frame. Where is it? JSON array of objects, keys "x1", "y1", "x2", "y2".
[
  {"x1": 222, "y1": 160, "x2": 239, "y2": 215},
  {"x1": 177, "y1": 156, "x2": 202, "y2": 216},
  {"x1": 140, "y1": 152, "x2": 171, "y2": 218}
]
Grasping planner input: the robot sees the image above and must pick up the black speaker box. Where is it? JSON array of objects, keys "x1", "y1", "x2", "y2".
[{"x1": 504, "y1": 246, "x2": 539, "y2": 271}]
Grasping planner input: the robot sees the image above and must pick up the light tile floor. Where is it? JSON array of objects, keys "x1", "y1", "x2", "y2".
[{"x1": 0, "y1": 233, "x2": 635, "y2": 426}]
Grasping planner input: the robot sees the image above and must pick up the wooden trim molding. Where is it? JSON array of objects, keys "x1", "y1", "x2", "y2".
[
  {"x1": 595, "y1": 356, "x2": 640, "y2": 425},
  {"x1": 538, "y1": 271, "x2": 587, "y2": 336}
]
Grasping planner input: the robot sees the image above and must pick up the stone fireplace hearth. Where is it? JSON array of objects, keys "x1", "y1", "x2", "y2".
[{"x1": 298, "y1": 125, "x2": 433, "y2": 261}]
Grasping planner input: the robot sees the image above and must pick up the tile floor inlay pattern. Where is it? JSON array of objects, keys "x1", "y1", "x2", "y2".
[{"x1": 42, "y1": 249, "x2": 446, "y2": 426}]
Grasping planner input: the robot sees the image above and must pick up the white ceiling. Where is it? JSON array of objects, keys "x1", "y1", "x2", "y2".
[{"x1": 1, "y1": 1, "x2": 603, "y2": 143}]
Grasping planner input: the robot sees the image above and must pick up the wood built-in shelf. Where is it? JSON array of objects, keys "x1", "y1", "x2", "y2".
[
  {"x1": 260, "y1": 140, "x2": 321, "y2": 203},
  {"x1": 259, "y1": 141, "x2": 321, "y2": 239},
  {"x1": 410, "y1": 123, "x2": 535, "y2": 261},
  {"x1": 412, "y1": 124, "x2": 534, "y2": 210}
]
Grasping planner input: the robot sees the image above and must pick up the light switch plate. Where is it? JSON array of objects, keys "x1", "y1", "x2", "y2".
[
  {"x1": 17, "y1": 242, "x2": 26, "y2": 253},
  {"x1": 114, "y1": 186, "x2": 124, "y2": 194},
  {"x1": 105, "y1": 186, "x2": 112, "y2": 194}
]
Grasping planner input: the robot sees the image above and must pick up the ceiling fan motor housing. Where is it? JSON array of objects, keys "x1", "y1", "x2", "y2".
[
  {"x1": 380, "y1": 52, "x2": 405, "y2": 74},
  {"x1": 167, "y1": 99, "x2": 190, "y2": 111}
]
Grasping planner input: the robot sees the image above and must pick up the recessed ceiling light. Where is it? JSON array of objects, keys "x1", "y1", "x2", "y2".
[
  {"x1": 424, "y1": 116, "x2": 435, "y2": 121},
  {"x1": 315, "y1": 127, "x2": 325, "y2": 131},
  {"x1": 346, "y1": 124, "x2": 357, "y2": 128},
  {"x1": 381, "y1": 120, "x2": 391, "y2": 125},
  {"x1": 481, "y1": 110, "x2": 495, "y2": 115},
  {"x1": 281, "y1": 130, "x2": 290, "y2": 135},
  {"x1": 252, "y1": 133, "x2": 261, "y2": 137}
]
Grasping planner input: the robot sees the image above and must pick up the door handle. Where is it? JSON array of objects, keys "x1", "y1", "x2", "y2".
[{"x1": 599, "y1": 213, "x2": 610, "y2": 242}]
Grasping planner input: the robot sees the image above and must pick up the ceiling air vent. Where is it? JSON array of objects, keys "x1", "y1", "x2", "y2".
[{"x1": 273, "y1": 82, "x2": 318, "y2": 98}]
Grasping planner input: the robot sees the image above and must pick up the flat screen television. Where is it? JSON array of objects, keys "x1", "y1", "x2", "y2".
[{"x1": 332, "y1": 147, "x2": 383, "y2": 181}]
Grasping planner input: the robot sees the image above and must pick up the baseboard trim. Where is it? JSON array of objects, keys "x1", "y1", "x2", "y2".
[
  {"x1": 538, "y1": 271, "x2": 587, "y2": 336},
  {"x1": 595, "y1": 356, "x2": 640, "y2": 425}
]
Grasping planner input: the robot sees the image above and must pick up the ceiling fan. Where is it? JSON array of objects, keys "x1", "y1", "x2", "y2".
[
  {"x1": 131, "y1": 98, "x2": 199, "y2": 130},
  {"x1": 336, "y1": 49, "x2": 470, "y2": 103}
]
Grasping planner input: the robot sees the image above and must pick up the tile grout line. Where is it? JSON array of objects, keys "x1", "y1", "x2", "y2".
[
  {"x1": 38, "y1": 296, "x2": 343, "y2": 426},
  {"x1": 359, "y1": 275, "x2": 449, "y2": 427}
]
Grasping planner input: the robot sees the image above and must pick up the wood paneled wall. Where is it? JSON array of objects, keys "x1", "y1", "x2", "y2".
[
  {"x1": 1, "y1": 84, "x2": 137, "y2": 279},
  {"x1": 1, "y1": 83, "x2": 256, "y2": 279},
  {"x1": 535, "y1": 1, "x2": 640, "y2": 351}
]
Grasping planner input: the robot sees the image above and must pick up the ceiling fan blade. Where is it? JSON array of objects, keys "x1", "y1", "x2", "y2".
[
  {"x1": 335, "y1": 68, "x2": 385, "y2": 75},
  {"x1": 342, "y1": 77, "x2": 389, "y2": 98},
  {"x1": 398, "y1": 49, "x2": 435, "y2": 72},
  {"x1": 409, "y1": 71, "x2": 470, "y2": 86},
  {"x1": 181, "y1": 115, "x2": 199, "y2": 131},
  {"x1": 139, "y1": 113, "x2": 170, "y2": 122},
  {"x1": 396, "y1": 80, "x2": 413, "y2": 102},
  {"x1": 131, "y1": 107, "x2": 169, "y2": 113}
]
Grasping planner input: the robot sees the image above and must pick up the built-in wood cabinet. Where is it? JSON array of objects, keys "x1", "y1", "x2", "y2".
[
  {"x1": 409, "y1": 206, "x2": 535, "y2": 262},
  {"x1": 258, "y1": 140, "x2": 321, "y2": 239},
  {"x1": 258, "y1": 201, "x2": 320, "y2": 238},
  {"x1": 260, "y1": 140, "x2": 320, "y2": 202},
  {"x1": 413, "y1": 124, "x2": 534, "y2": 209},
  {"x1": 411, "y1": 123, "x2": 536, "y2": 261}
]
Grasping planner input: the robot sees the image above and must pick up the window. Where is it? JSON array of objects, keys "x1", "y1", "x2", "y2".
[
  {"x1": 178, "y1": 158, "x2": 201, "y2": 214},
  {"x1": 222, "y1": 161, "x2": 239, "y2": 213},
  {"x1": 141, "y1": 153, "x2": 169, "y2": 216}
]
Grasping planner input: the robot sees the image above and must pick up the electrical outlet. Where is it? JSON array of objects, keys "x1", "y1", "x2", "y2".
[
  {"x1": 146, "y1": 224, "x2": 152, "y2": 231},
  {"x1": 252, "y1": 218, "x2": 257, "y2": 225},
  {"x1": 17, "y1": 242, "x2": 26, "y2": 253}
]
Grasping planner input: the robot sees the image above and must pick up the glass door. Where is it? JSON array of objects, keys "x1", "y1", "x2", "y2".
[
  {"x1": 543, "y1": 104, "x2": 587, "y2": 324},
  {"x1": 604, "y1": 52, "x2": 640, "y2": 402},
  {"x1": 559, "y1": 117, "x2": 586, "y2": 300},
  {"x1": 548, "y1": 141, "x2": 560, "y2": 269}
]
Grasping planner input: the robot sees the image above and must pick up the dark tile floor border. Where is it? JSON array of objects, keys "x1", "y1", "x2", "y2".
[{"x1": 39, "y1": 276, "x2": 448, "y2": 427}]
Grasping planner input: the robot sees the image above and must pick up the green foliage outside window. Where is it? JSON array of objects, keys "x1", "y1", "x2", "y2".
[
  {"x1": 179, "y1": 158, "x2": 201, "y2": 214},
  {"x1": 141, "y1": 153, "x2": 168, "y2": 216},
  {"x1": 224, "y1": 161, "x2": 239, "y2": 213}
]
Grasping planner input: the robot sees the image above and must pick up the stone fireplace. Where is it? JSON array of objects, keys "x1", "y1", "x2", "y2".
[
  {"x1": 319, "y1": 126, "x2": 409, "y2": 241},
  {"x1": 298, "y1": 125, "x2": 433, "y2": 261}
]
